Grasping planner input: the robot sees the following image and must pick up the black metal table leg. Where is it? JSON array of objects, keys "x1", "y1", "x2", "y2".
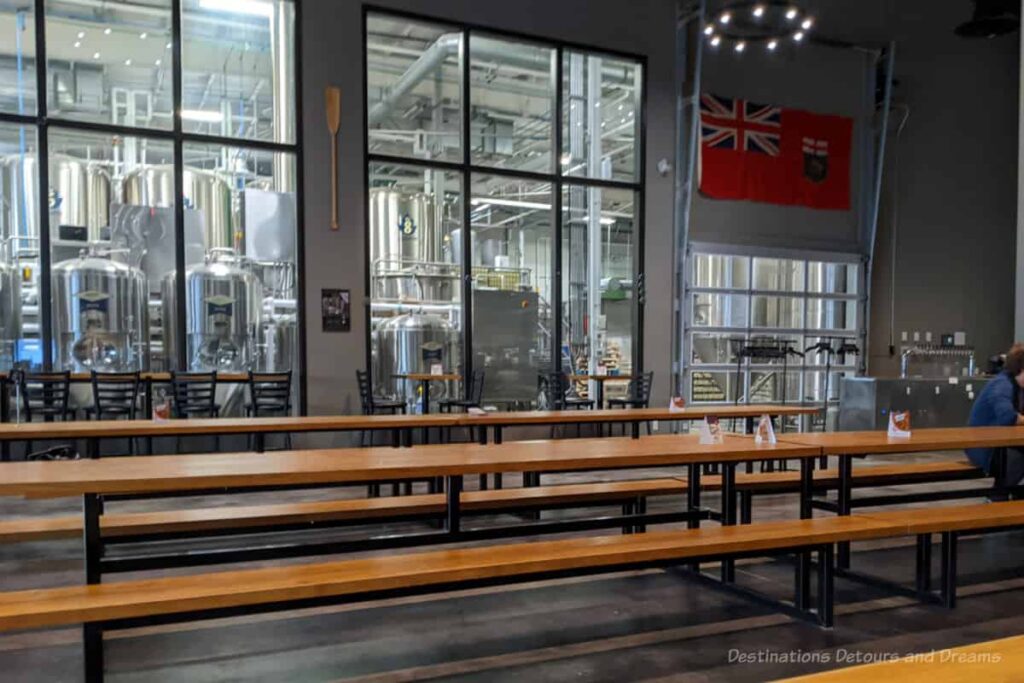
[
  {"x1": 254, "y1": 432, "x2": 265, "y2": 454},
  {"x1": 720, "y1": 462, "x2": 736, "y2": 583},
  {"x1": 446, "y1": 475, "x2": 463, "y2": 534},
  {"x1": 837, "y1": 454, "x2": 853, "y2": 569},
  {"x1": 916, "y1": 533, "x2": 932, "y2": 595},
  {"x1": 817, "y1": 544, "x2": 834, "y2": 627},
  {"x1": 687, "y1": 463, "x2": 702, "y2": 529},
  {"x1": 494, "y1": 426, "x2": 503, "y2": 444},
  {"x1": 478, "y1": 426, "x2": 488, "y2": 445},
  {"x1": 799, "y1": 457, "x2": 814, "y2": 519},
  {"x1": 631, "y1": 420, "x2": 640, "y2": 439},
  {"x1": 941, "y1": 531, "x2": 958, "y2": 608},
  {"x1": 86, "y1": 438, "x2": 99, "y2": 460},
  {"x1": 0, "y1": 377, "x2": 9, "y2": 462},
  {"x1": 83, "y1": 492, "x2": 103, "y2": 681}
]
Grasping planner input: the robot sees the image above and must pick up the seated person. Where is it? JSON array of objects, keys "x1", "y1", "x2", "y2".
[{"x1": 967, "y1": 343, "x2": 1024, "y2": 498}]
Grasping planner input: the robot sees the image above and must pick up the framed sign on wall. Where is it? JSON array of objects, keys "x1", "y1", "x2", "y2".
[{"x1": 321, "y1": 289, "x2": 351, "y2": 332}]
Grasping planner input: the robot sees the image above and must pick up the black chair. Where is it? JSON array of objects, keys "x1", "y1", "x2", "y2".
[
  {"x1": 248, "y1": 371, "x2": 293, "y2": 450},
  {"x1": 86, "y1": 371, "x2": 142, "y2": 455},
  {"x1": 608, "y1": 371, "x2": 654, "y2": 435},
  {"x1": 17, "y1": 371, "x2": 75, "y2": 458},
  {"x1": 438, "y1": 369, "x2": 486, "y2": 453},
  {"x1": 170, "y1": 371, "x2": 220, "y2": 453},
  {"x1": 541, "y1": 371, "x2": 594, "y2": 439},
  {"x1": 356, "y1": 370, "x2": 406, "y2": 417}
]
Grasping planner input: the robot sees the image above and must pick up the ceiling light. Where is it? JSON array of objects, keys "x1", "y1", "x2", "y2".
[
  {"x1": 139, "y1": 32, "x2": 148, "y2": 39},
  {"x1": 785, "y1": 8, "x2": 798, "y2": 20},
  {"x1": 719, "y1": 11, "x2": 731, "y2": 24},
  {"x1": 104, "y1": 27, "x2": 112, "y2": 35},
  {"x1": 735, "y1": 41, "x2": 746, "y2": 52},
  {"x1": 599, "y1": 217, "x2": 615, "y2": 225},
  {"x1": 560, "y1": 153, "x2": 572, "y2": 165},
  {"x1": 92, "y1": 52, "x2": 100, "y2": 59},
  {"x1": 125, "y1": 59, "x2": 132, "y2": 66},
  {"x1": 801, "y1": 18, "x2": 813, "y2": 30},
  {"x1": 710, "y1": 35, "x2": 721, "y2": 47},
  {"x1": 753, "y1": 5, "x2": 765, "y2": 18},
  {"x1": 767, "y1": 39, "x2": 778, "y2": 50},
  {"x1": 793, "y1": 31, "x2": 804, "y2": 41},
  {"x1": 199, "y1": 0, "x2": 274, "y2": 17},
  {"x1": 704, "y1": 25, "x2": 714, "y2": 35},
  {"x1": 77, "y1": 31, "x2": 85, "y2": 39},
  {"x1": 166, "y1": 41, "x2": 172, "y2": 49},
  {"x1": 181, "y1": 109, "x2": 224, "y2": 122},
  {"x1": 73, "y1": 41, "x2": 81, "y2": 48},
  {"x1": 154, "y1": 58, "x2": 162, "y2": 65}
]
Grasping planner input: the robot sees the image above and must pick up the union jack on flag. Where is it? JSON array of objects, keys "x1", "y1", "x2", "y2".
[{"x1": 700, "y1": 94, "x2": 782, "y2": 156}]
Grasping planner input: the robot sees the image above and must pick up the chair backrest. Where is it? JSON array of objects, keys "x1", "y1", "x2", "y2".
[
  {"x1": 542, "y1": 371, "x2": 569, "y2": 409},
  {"x1": 170, "y1": 371, "x2": 218, "y2": 418},
  {"x1": 468, "y1": 369, "x2": 486, "y2": 404},
  {"x1": 91, "y1": 371, "x2": 141, "y2": 419},
  {"x1": 356, "y1": 370, "x2": 373, "y2": 414},
  {"x1": 18, "y1": 372, "x2": 71, "y2": 422},
  {"x1": 628, "y1": 371, "x2": 655, "y2": 405},
  {"x1": 249, "y1": 371, "x2": 292, "y2": 416}
]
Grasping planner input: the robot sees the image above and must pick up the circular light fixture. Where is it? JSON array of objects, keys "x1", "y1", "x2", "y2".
[
  {"x1": 92, "y1": 52, "x2": 100, "y2": 59},
  {"x1": 139, "y1": 32, "x2": 148, "y2": 39},
  {"x1": 155, "y1": 58, "x2": 162, "y2": 66},
  {"x1": 73, "y1": 40, "x2": 81, "y2": 48},
  {"x1": 124, "y1": 58, "x2": 132, "y2": 66},
  {"x1": 104, "y1": 27, "x2": 112, "y2": 35},
  {"x1": 77, "y1": 31, "x2": 85, "y2": 39},
  {"x1": 707, "y1": 2, "x2": 814, "y2": 53}
]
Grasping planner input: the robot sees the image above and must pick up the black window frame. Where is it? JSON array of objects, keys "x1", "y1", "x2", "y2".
[{"x1": 362, "y1": 5, "x2": 647, "y2": 402}]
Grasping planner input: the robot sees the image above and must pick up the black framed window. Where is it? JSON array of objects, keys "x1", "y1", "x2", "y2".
[
  {"x1": 0, "y1": 0, "x2": 303, "y2": 410},
  {"x1": 364, "y1": 8, "x2": 645, "y2": 410}
]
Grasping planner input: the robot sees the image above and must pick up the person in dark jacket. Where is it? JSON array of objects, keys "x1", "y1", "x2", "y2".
[{"x1": 967, "y1": 343, "x2": 1024, "y2": 498}]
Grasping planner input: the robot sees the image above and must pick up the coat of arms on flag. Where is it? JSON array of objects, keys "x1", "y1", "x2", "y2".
[{"x1": 698, "y1": 93, "x2": 853, "y2": 210}]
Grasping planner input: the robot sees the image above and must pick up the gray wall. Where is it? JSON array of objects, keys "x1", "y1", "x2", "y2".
[{"x1": 300, "y1": 0, "x2": 677, "y2": 420}]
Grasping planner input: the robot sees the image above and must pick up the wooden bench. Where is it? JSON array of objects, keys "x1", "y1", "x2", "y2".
[
  {"x1": 781, "y1": 633, "x2": 1024, "y2": 680},
  {"x1": 0, "y1": 478, "x2": 687, "y2": 544},
  {"x1": 0, "y1": 515, "x2": 901, "y2": 681}
]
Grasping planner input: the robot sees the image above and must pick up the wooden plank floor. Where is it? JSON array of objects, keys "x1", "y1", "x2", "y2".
[{"x1": 1, "y1": 446, "x2": 1022, "y2": 681}]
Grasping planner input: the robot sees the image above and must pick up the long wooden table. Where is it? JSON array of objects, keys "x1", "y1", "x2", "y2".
[
  {"x1": 777, "y1": 426, "x2": 1024, "y2": 567},
  {"x1": 0, "y1": 404, "x2": 819, "y2": 458}
]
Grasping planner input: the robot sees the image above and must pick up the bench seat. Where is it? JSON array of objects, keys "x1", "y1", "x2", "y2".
[{"x1": 0, "y1": 515, "x2": 901, "y2": 632}]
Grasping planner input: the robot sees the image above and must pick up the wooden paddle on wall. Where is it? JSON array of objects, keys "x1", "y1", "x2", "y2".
[{"x1": 325, "y1": 86, "x2": 341, "y2": 230}]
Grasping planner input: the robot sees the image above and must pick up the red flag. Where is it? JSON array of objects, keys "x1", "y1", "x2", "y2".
[{"x1": 699, "y1": 94, "x2": 852, "y2": 210}]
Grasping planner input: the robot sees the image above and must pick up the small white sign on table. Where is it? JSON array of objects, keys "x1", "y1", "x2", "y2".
[
  {"x1": 754, "y1": 414, "x2": 777, "y2": 445},
  {"x1": 698, "y1": 415, "x2": 724, "y2": 445},
  {"x1": 887, "y1": 410, "x2": 912, "y2": 438}
]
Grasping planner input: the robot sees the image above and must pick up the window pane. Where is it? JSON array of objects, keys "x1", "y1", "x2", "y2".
[
  {"x1": 752, "y1": 257, "x2": 804, "y2": 291},
  {"x1": 561, "y1": 184, "x2": 635, "y2": 377},
  {"x1": 368, "y1": 162, "x2": 462, "y2": 410},
  {"x1": 45, "y1": 0, "x2": 174, "y2": 129},
  {"x1": 750, "y1": 369, "x2": 801, "y2": 403},
  {"x1": 751, "y1": 295, "x2": 803, "y2": 328},
  {"x1": 181, "y1": 0, "x2": 295, "y2": 143},
  {"x1": 561, "y1": 51, "x2": 640, "y2": 183},
  {"x1": 0, "y1": 1, "x2": 36, "y2": 115},
  {"x1": 692, "y1": 253, "x2": 748, "y2": 289},
  {"x1": 807, "y1": 298, "x2": 857, "y2": 331},
  {"x1": 48, "y1": 127, "x2": 175, "y2": 372},
  {"x1": 366, "y1": 14, "x2": 462, "y2": 162},
  {"x1": 470, "y1": 35, "x2": 554, "y2": 173},
  {"x1": 690, "y1": 332, "x2": 737, "y2": 365},
  {"x1": 0, "y1": 124, "x2": 40, "y2": 369},
  {"x1": 808, "y1": 261, "x2": 858, "y2": 294},
  {"x1": 690, "y1": 370, "x2": 733, "y2": 403},
  {"x1": 471, "y1": 174, "x2": 551, "y2": 405},
  {"x1": 692, "y1": 292, "x2": 747, "y2": 328},
  {"x1": 179, "y1": 143, "x2": 297, "y2": 379}
]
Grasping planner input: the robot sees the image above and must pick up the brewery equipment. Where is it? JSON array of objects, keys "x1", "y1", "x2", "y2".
[
  {"x1": 122, "y1": 165, "x2": 234, "y2": 249},
  {"x1": 162, "y1": 248, "x2": 263, "y2": 372},
  {"x1": 374, "y1": 312, "x2": 458, "y2": 411},
  {"x1": 51, "y1": 248, "x2": 147, "y2": 372},
  {"x1": 0, "y1": 245, "x2": 21, "y2": 366}
]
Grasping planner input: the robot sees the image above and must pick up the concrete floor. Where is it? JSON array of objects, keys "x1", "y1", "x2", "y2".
[{"x1": 1, "y1": 446, "x2": 1022, "y2": 682}]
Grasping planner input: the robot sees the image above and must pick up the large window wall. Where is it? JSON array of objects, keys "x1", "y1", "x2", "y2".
[
  {"x1": 686, "y1": 249, "x2": 862, "y2": 430},
  {"x1": 365, "y1": 10, "x2": 644, "y2": 409},
  {"x1": 0, "y1": 0, "x2": 301, "y2": 405}
]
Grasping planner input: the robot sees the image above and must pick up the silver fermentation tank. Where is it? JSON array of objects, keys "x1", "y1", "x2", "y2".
[
  {"x1": 374, "y1": 312, "x2": 458, "y2": 410},
  {"x1": 51, "y1": 249, "x2": 147, "y2": 372},
  {"x1": 162, "y1": 249, "x2": 263, "y2": 372},
  {"x1": 0, "y1": 252, "x2": 21, "y2": 365},
  {"x1": 122, "y1": 165, "x2": 234, "y2": 249}
]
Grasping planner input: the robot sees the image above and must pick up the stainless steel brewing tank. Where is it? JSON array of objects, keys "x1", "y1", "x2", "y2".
[
  {"x1": 162, "y1": 251, "x2": 263, "y2": 372},
  {"x1": 1, "y1": 154, "x2": 110, "y2": 243},
  {"x1": 51, "y1": 250, "x2": 147, "y2": 372},
  {"x1": 0, "y1": 259, "x2": 21, "y2": 345},
  {"x1": 369, "y1": 189, "x2": 445, "y2": 270},
  {"x1": 374, "y1": 312, "x2": 458, "y2": 411},
  {"x1": 122, "y1": 166, "x2": 234, "y2": 249}
]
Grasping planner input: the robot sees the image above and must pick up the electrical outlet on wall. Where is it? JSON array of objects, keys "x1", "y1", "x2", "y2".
[
  {"x1": 901, "y1": 331, "x2": 908, "y2": 342},
  {"x1": 913, "y1": 331, "x2": 920, "y2": 342}
]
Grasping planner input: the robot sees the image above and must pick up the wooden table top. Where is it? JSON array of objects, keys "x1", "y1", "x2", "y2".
[
  {"x1": 393, "y1": 373, "x2": 462, "y2": 381},
  {"x1": 0, "y1": 434, "x2": 822, "y2": 498},
  {"x1": 0, "y1": 406, "x2": 818, "y2": 441},
  {"x1": 780, "y1": 634, "x2": 1024, "y2": 681},
  {"x1": 568, "y1": 374, "x2": 636, "y2": 382},
  {"x1": 776, "y1": 426, "x2": 1024, "y2": 455}
]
